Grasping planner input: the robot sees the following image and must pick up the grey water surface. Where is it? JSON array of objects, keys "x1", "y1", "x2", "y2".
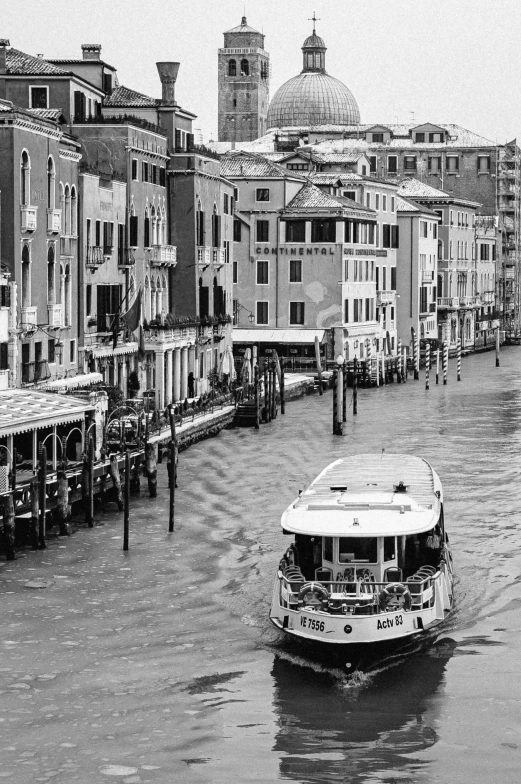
[{"x1": 2, "y1": 349, "x2": 521, "y2": 783}]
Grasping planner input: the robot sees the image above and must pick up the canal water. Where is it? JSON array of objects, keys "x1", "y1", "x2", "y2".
[{"x1": 2, "y1": 349, "x2": 521, "y2": 783}]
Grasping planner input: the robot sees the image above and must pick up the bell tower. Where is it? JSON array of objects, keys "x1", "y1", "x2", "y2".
[{"x1": 218, "y1": 17, "x2": 269, "y2": 143}]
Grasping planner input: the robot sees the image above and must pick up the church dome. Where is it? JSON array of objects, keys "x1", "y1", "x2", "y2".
[{"x1": 267, "y1": 26, "x2": 360, "y2": 129}]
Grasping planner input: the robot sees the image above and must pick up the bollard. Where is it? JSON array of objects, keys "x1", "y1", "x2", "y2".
[
  {"x1": 496, "y1": 326, "x2": 500, "y2": 367},
  {"x1": 145, "y1": 442, "x2": 158, "y2": 498},
  {"x1": 109, "y1": 454, "x2": 123, "y2": 510},
  {"x1": 436, "y1": 348, "x2": 440, "y2": 385},
  {"x1": 314, "y1": 335, "x2": 323, "y2": 396},
  {"x1": 425, "y1": 343, "x2": 430, "y2": 390},
  {"x1": 353, "y1": 357, "x2": 358, "y2": 416},
  {"x1": 443, "y1": 342, "x2": 448, "y2": 385},
  {"x1": 457, "y1": 337, "x2": 462, "y2": 381},
  {"x1": 56, "y1": 469, "x2": 69, "y2": 536},
  {"x1": 123, "y1": 450, "x2": 130, "y2": 550},
  {"x1": 30, "y1": 475, "x2": 39, "y2": 550},
  {"x1": 38, "y1": 445, "x2": 47, "y2": 548}
]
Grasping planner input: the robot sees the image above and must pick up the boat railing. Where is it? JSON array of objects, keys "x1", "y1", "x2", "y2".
[{"x1": 279, "y1": 572, "x2": 438, "y2": 615}]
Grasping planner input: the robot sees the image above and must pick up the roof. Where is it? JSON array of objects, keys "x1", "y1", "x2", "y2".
[
  {"x1": 6, "y1": 47, "x2": 70, "y2": 76},
  {"x1": 311, "y1": 152, "x2": 365, "y2": 163},
  {"x1": 268, "y1": 72, "x2": 360, "y2": 130},
  {"x1": 48, "y1": 58, "x2": 116, "y2": 71},
  {"x1": 397, "y1": 178, "x2": 482, "y2": 208},
  {"x1": 225, "y1": 16, "x2": 262, "y2": 34},
  {"x1": 28, "y1": 108, "x2": 65, "y2": 122},
  {"x1": 232, "y1": 328, "x2": 326, "y2": 345},
  {"x1": 309, "y1": 173, "x2": 343, "y2": 185},
  {"x1": 104, "y1": 85, "x2": 160, "y2": 108},
  {"x1": 396, "y1": 195, "x2": 439, "y2": 216},
  {"x1": 0, "y1": 389, "x2": 93, "y2": 438},
  {"x1": 302, "y1": 122, "x2": 496, "y2": 150},
  {"x1": 220, "y1": 151, "x2": 306, "y2": 179},
  {"x1": 281, "y1": 454, "x2": 441, "y2": 537},
  {"x1": 284, "y1": 182, "x2": 375, "y2": 216},
  {"x1": 302, "y1": 32, "x2": 326, "y2": 49}
]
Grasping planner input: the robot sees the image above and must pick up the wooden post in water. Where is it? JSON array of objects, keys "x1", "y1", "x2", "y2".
[
  {"x1": 342, "y1": 361, "x2": 347, "y2": 422},
  {"x1": 145, "y1": 443, "x2": 158, "y2": 498},
  {"x1": 267, "y1": 361, "x2": 272, "y2": 422},
  {"x1": 109, "y1": 454, "x2": 123, "y2": 510},
  {"x1": 254, "y1": 366, "x2": 260, "y2": 429},
  {"x1": 123, "y1": 450, "x2": 130, "y2": 551},
  {"x1": 402, "y1": 348, "x2": 407, "y2": 383},
  {"x1": 30, "y1": 475, "x2": 39, "y2": 550},
  {"x1": 412, "y1": 328, "x2": 419, "y2": 380},
  {"x1": 353, "y1": 356, "x2": 358, "y2": 415},
  {"x1": 496, "y1": 326, "x2": 500, "y2": 367},
  {"x1": 314, "y1": 335, "x2": 323, "y2": 396},
  {"x1": 336, "y1": 365, "x2": 343, "y2": 434},
  {"x1": 3, "y1": 490, "x2": 15, "y2": 560},
  {"x1": 436, "y1": 348, "x2": 440, "y2": 384},
  {"x1": 38, "y1": 445, "x2": 47, "y2": 548},
  {"x1": 443, "y1": 342, "x2": 448, "y2": 385},
  {"x1": 332, "y1": 368, "x2": 339, "y2": 434},
  {"x1": 88, "y1": 435, "x2": 95, "y2": 526},
  {"x1": 425, "y1": 342, "x2": 430, "y2": 390},
  {"x1": 56, "y1": 469, "x2": 69, "y2": 536},
  {"x1": 280, "y1": 358, "x2": 285, "y2": 415},
  {"x1": 381, "y1": 352, "x2": 386, "y2": 385},
  {"x1": 263, "y1": 364, "x2": 268, "y2": 423},
  {"x1": 168, "y1": 404, "x2": 177, "y2": 533},
  {"x1": 457, "y1": 337, "x2": 462, "y2": 381},
  {"x1": 366, "y1": 341, "x2": 372, "y2": 387}
]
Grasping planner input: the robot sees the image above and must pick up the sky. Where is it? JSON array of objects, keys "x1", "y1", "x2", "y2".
[{"x1": 4, "y1": 0, "x2": 521, "y2": 144}]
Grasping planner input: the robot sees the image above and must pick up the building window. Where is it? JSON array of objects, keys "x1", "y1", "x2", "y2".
[
  {"x1": 391, "y1": 196, "x2": 395, "y2": 213},
  {"x1": 285, "y1": 220, "x2": 306, "y2": 242},
  {"x1": 232, "y1": 261, "x2": 237, "y2": 284},
  {"x1": 429, "y1": 132, "x2": 443, "y2": 142},
  {"x1": 70, "y1": 339, "x2": 76, "y2": 364},
  {"x1": 223, "y1": 193, "x2": 229, "y2": 214},
  {"x1": 420, "y1": 220, "x2": 428, "y2": 238},
  {"x1": 228, "y1": 59, "x2": 236, "y2": 76},
  {"x1": 404, "y1": 156, "x2": 417, "y2": 171},
  {"x1": 478, "y1": 156, "x2": 490, "y2": 173},
  {"x1": 47, "y1": 245, "x2": 55, "y2": 305},
  {"x1": 256, "y1": 188, "x2": 269, "y2": 202},
  {"x1": 415, "y1": 132, "x2": 425, "y2": 143},
  {"x1": 233, "y1": 219, "x2": 242, "y2": 242},
  {"x1": 344, "y1": 190, "x2": 357, "y2": 201},
  {"x1": 20, "y1": 151, "x2": 30, "y2": 207},
  {"x1": 256, "y1": 260, "x2": 269, "y2": 285},
  {"x1": 311, "y1": 218, "x2": 336, "y2": 242},
  {"x1": 48, "y1": 338, "x2": 55, "y2": 364},
  {"x1": 256, "y1": 301, "x2": 268, "y2": 325},
  {"x1": 428, "y1": 157, "x2": 441, "y2": 172},
  {"x1": 446, "y1": 156, "x2": 459, "y2": 172},
  {"x1": 256, "y1": 220, "x2": 269, "y2": 242},
  {"x1": 366, "y1": 192, "x2": 371, "y2": 208},
  {"x1": 289, "y1": 301, "x2": 305, "y2": 325},
  {"x1": 372, "y1": 133, "x2": 384, "y2": 143},
  {"x1": 387, "y1": 156, "x2": 397, "y2": 174},
  {"x1": 142, "y1": 161, "x2": 149, "y2": 182},
  {"x1": 131, "y1": 159, "x2": 138, "y2": 180},
  {"x1": 240, "y1": 58, "x2": 249, "y2": 76},
  {"x1": 369, "y1": 156, "x2": 377, "y2": 173},
  {"x1": 29, "y1": 86, "x2": 48, "y2": 109},
  {"x1": 289, "y1": 258, "x2": 302, "y2": 283},
  {"x1": 287, "y1": 163, "x2": 309, "y2": 171},
  {"x1": 47, "y1": 157, "x2": 55, "y2": 209},
  {"x1": 375, "y1": 193, "x2": 380, "y2": 210},
  {"x1": 382, "y1": 195, "x2": 387, "y2": 212}
]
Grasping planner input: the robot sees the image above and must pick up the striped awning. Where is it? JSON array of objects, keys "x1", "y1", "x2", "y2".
[
  {"x1": 0, "y1": 389, "x2": 93, "y2": 437},
  {"x1": 233, "y1": 328, "x2": 326, "y2": 345},
  {"x1": 43, "y1": 372, "x2": 103, "y2": 391}
]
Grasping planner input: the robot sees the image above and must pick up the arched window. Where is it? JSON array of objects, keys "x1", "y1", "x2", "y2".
[
  {"x1": 228, "y1": 59, "x2": 236, "y2": 77},
  {"x1": 21, "y1": 244, "x2": 31, "y2": 308},
  {"x1": 150, "y1": 205, "x2": 157, "y2": 246},
  {"x1": 47, "y1": 245, "x2": 55, "y2": 305},
  {"x1": 64, "y1": 264, "x2": 71, "y2": 326},
  {"x1": 151, "y1": 278, "x2": 157, "y2": 319},
  {"x1": 71, "y1": 186, "x2": 77, "y2": 236},
  {"x1": 144, "y1": 276, "x2": 151, "y2": 321},
  {"x1": 20, "y1": 151, "x2": 30, "y2": 206},
  {"x1": 437, "y1": 274, "x2": 443, "y2": 298},
  {"x1": 240, "y1": 58, "x2": 249, "y2": 76},
  {"x1": 144, "y1": 207, "x2": 150, "y2": 248},
  {"x1": 64, "y1": 184, "x2": 71, "y2": 236},
  {"x1": 47, "y1": 157, "x2": 55, "y2": 209},
  {"x1": 162, "y1": 274, "x2": 168, "y2": 313}
]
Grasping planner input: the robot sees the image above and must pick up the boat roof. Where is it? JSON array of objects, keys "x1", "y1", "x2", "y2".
[{"x1": 281, "y1": 454, "x2": 442, "y2": 537}]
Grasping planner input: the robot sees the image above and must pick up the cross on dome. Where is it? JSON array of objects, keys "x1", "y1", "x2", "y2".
[{"x1": 308, "y1": 12, "x2": 320, "y2": 33}]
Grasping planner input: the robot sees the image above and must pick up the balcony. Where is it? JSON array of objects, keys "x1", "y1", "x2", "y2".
[
  {"x1": 86, "y1": 246, "x2": 104, "y2": 266},
  {"x1": 46, "y1": 209, "x2": 62, "y2": 234},
  {"x1": 437, "y1": 297, "x2": 459, "y2": 310},
  {"x1": 21, "y1": 305, "x2": 38, "y2": 329},
  {"x1": 377, "y1": 290, "x2": 395, "y2": 305},
  {"x1": 21, "y1": 206, "x2": 37, "y2": 232},
  {"x1": 421, "y1": 269, "x2": 434, "y2": 283},
  {"x1": 48, "y1": 303, "x2": 63, "y2": 327},
  {"x1": 197, "y1": 246, "x2": 211, "y2": 267},
  {"x1": 482, "y1": 291, "x2": 495, "y2": 304},
  {"x1": 60, "y1": 236, "x2": 77, "y2": 257},
  {"x1": 148, "y1": 244, "x2": 177, "y2": 267},
  {"x1": 103, "y1": 245, "x2": 114, "y2": 259},
  {"x1": 97, "y1": 313, "x2": 116, "y2": 333},
  {"x1": 22, "y1": 360, "x2": 50, "y2": 384},
  {"x1": 212, "y1": 248, "x2": 226, "y2": 266},
  {"x1": 118, "y1": 247, "x2": 136, "y2": 268},
  {"x1": 459, "y1": 296, "x2": 472, "y2": 307}
]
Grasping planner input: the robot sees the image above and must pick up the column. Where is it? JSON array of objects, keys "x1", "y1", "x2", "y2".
[
  {"x1": 181, "y1": 347, "x2": 189, "y2": 400},
  {"x1": 165, "y1": 349, "x2": 173, "y2": 405},
  {"x1": 155, "y1": 351, "x2": 165, "y2": 410},
  {"x1": 120, "y1": 358, "x2": 128, "y2": 399},
  {"x1": 173, "y1": 347, "x2": 181, "y2": 402},
  {"x1": 52, "y1": 425, "x2": 57, "y2": 470},
  {"x1": 32, "y1": 430, "x2": 38, "y2": 472}
]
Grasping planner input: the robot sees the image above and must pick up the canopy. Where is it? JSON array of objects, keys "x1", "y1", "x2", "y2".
[
  {"x1": 233, "y1": 328, "x2": 326, "y2": 345},
  {"x1": 0, "y1": 389, "x2": 93, "y2": 437},
  {"x1": 43, "y1": 372, "x2": 103, "y2": 391}
]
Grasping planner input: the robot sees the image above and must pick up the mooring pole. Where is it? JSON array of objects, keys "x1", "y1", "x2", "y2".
[
  {"x1": 38, "y1": 445, "x2": 47, "y2": 548},
  {"x1": 280, "y1": 358, "x2": 285, "y2": 415},
  {"x1": 457, "y1": 337, "x2": 462, "y2": 381},
  {"x1": 443, "y1": 342, "x2": 448, "y2": 385},
  {"x1": 425, "y1": 342, "x2": 430, "y2": 390},
  {"x1": 496, "y1": 326, "x2": 500, "y2": 367},
  {"x1": 168, "y1": 404, "x2": 177, "y2": 533},
  {"x1": 353, "y1": 356, "x2": 358, "y2": 416},
  {"x1": 254, "y1": 366, "x2": 260, "y2": 429},
  {"x1": 123, "y1": 450, "x2": 130, "y2": 551},
  {"x1": 332, "y1": 368, "x2": 339, "y2": 435},
  {"x1": 436, "y1": 348, "x2": 440, "y2": 385},
  {"x1": 314, "y1": 335, "x2": 323, "y2": 396},
  {"x1": 342, "y1": 360, "x2": 347, "y2": 422}
]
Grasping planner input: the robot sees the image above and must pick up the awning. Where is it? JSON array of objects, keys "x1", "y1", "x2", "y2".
[
  {"x1": 91, "y1": 343, "x2": 138, "y2": 358},
  {"x1": 43, "y1": 372, "x2": 103, "y2": 391},
  {"x1": 233, "y1": 328, "x2": 326, "y2": 345},
  {"x1": 0, "y1": 389, "x2": 94, "y2": 438}
]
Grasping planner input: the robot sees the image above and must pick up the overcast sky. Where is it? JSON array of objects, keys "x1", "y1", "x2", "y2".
[{"x1": 5, "y1": 0, "x2": 521, "y2": 144}]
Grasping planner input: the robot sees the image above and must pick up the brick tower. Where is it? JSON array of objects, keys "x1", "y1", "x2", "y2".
[{"x1": 218, "y1": 17, "x2": 269, "y2": 142}]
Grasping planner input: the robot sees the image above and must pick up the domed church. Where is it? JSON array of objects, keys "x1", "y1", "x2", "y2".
[{"x1": 266, "y1": 22, "x2": 360, "y2": 130}]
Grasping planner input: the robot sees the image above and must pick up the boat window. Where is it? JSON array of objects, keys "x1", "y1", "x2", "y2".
[
  {"x1": 338, "y1": 537, "x2": 377, "y2": 563},
  {"x1": 384, "y1": 536, "x2": 396, "y2": 562},
  {"x1": 323, "y1": 537, "x2": 333, "y2": 562}
]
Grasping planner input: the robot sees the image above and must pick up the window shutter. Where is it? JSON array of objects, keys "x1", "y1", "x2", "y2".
[
  {"x1": 186, "y1": 133, "x2": 194, "y2": 152},
  {"x1": 74, "y1": 91, "x2": 84, "y2": 121},
  {"x1": 175, "y1": 129, "x2": 182, "y2": 151},
  {"x1": 391, "y1": 267, "x2": 397, "y2": 291},
  {"x1": 383, "y1": 224, "x2": 391, "y2": 248},
  {"x1": 144, "y1": 217, "x2": 150, "y2": 248},
  {"x1": 0, "y1": 343, "x2": 7, "y2": 370},
  {"x1": 391, "y1": 225, "x2": 399, "y2": 248},
  {"x1": 129, "y1": 215, "x2": 138, "y2": 247}
]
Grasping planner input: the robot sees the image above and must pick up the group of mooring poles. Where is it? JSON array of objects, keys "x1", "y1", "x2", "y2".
[{"x1": 253, "y1": 352, "x2": 286, "y2": 430}]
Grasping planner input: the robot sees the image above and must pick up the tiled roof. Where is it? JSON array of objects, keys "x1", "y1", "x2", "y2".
[
  {"x1": 28, "y1": 108, "x2": 64, "y2": 122},
  {"x1": 220, "y1": 151, "x2": 305, "y2": 179},
  {"x1": 309, "y1": 173, "x2": 343, "y2": 185},
  {"x1": 0, "y1": 99, "x2": 13, "y2": 113},
  {"x1": 225, "y1": 17, "x2": 261, "y2": 34},
  {"x1": 397, "y1": 177, "x2": 481, "y2": 207},
  {"x1": 396, "y1": 195, "x2": 438, "y2": 215},
  {"x1": 104, "y1": 85, "x2": 160, "y2": 108},
  {"x1": 302, "y1": 123, "x2": 495, "y2": 150},
  {"x1": 285, "y1": 182, "x2": 375, "y2": 216},
  {"x1": 6, "y1": 48, "x2": 70, "y2": 76},
  {"x1": 311, "y1": 152, "x2": 364, "y2": 163}
]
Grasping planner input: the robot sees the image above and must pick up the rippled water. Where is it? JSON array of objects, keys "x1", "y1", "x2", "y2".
[{"x1": 2, "y1": 349, "x2": 521, "y2": 783}]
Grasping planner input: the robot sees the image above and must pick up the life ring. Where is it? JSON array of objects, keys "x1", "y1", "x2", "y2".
[
  {"x1": 378, "y1": 582, "x2": 412, "y2": 611},
  {"x1": 297, "y1": 581, "x2": 329, "y2": 608}
]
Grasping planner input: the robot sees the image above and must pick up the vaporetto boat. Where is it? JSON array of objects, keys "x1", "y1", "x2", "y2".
[{"x1": 270, "y1": 453, "x2": 454, "y2": 667}]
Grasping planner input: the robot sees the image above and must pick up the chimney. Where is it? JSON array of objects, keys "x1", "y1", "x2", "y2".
[
  {"x1": 0, "y1": 39, "x2": 10, "y2": 76},
  {"x1": 156, "y1": 62, "x2": 180, "y2": 106},
  {"x1": 82, "y1": 44, "x2": 102, "y2": 61}
]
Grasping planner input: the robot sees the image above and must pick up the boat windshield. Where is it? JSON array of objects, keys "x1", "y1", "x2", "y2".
[{"x1": 338, "y1": 537, "x2": 377, "y2": 563}]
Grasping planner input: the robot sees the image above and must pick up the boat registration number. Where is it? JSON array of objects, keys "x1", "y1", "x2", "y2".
[
  {"x1": 300, "y1": 616, "x2": 325, "y2": 632},
  {"x1": 377, "y1": 614, "x2": 403, "y2": 630}
]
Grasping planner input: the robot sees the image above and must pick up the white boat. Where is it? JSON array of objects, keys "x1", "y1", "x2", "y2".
[{"x1": 270, "y1": 454, "x2": 454, "y2": 667}]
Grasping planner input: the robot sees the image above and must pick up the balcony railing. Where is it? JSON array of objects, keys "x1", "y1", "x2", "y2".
[
  {"x1": 437, "y1": 297, "x2": 459, "y2": 309},
  {"x1": 459, "y1": 296, "x2": 472, "y2": 307},
  {"x1": 46, "y1": 208, "x2": 62, "y2": 233},
  {"x1": 48, "y1": 304, "x2": 63, "y2": 327},
  {"x1": 197, "y1": 246, "x2": 211, "y2": 266},
  {"x1": 212, "y1": 248, "x2": 226, "y2": 266},
  {"x1": 97, "y1": 313, "x2": 116, "y2": 333},
  {"x1": 148, "y1": 244, "x2": 177, "y2": 267},
  {"x1": 482, "y1": 291, "x2": 495, "y2": 303},
  {"x1": 377, "y1": 290, "x2": 395, "y2": 305},
  {"x1": 103, "y1": 245, "x2": 114, "y2": 258},
  {"x1": 21, "y1": 206, "x2": 37, "y2": 232},
  {"x1": 22, "y1": 360, "x2": 50, "y2": 384},
  {"x1": 21, "y1": 305, "x2": 38, "y2": 329},
  {"x1": 86, "y1": 246, "x2": 104, "y2": 266},
  {"x1": 60, "y1": 236, "x2": 77, "y2": 257},
  {"x1": 421, "y1": 269, "x2": 434, "y2": 283},
  {"x1": 118, "y1": 247, "x2": 135, "y2": 267}
]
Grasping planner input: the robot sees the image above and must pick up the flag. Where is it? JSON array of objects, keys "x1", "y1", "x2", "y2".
[
  {"x1": 121, "y1": 289, "x2": 142, "y2": 333},
  {"x1": 112, "y1": 312, "x2": 119, "y2": 350},
  {"x1": 138, "y1": 324, "x2": 146, "y2": 361}
]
